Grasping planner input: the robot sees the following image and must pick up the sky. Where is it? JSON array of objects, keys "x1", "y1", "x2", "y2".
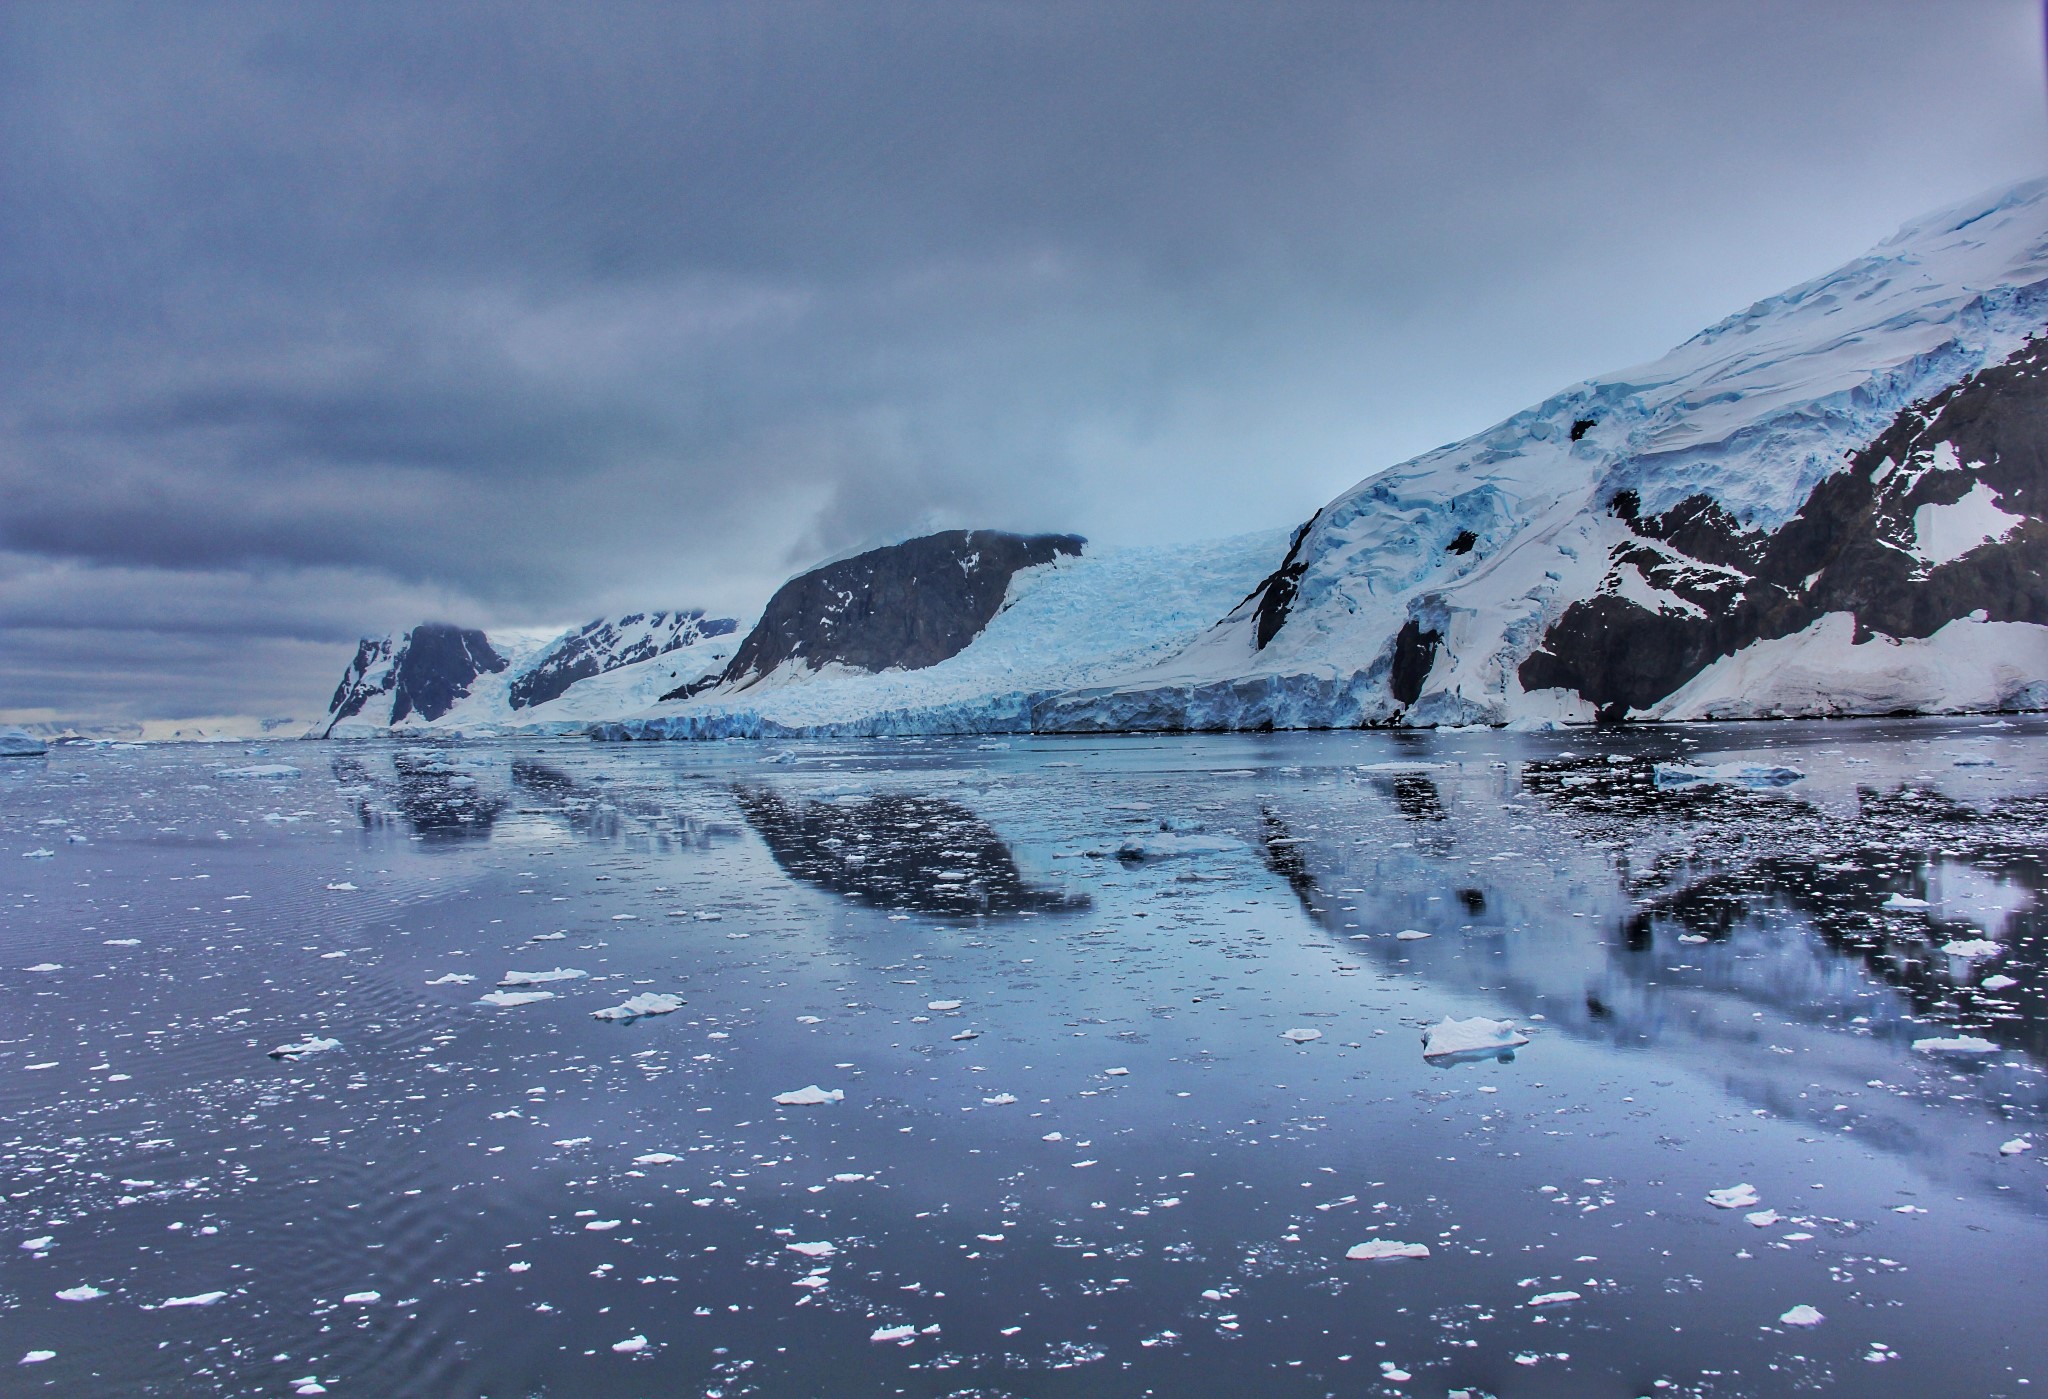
[{"x1": 4, "y1": 1, "x2": 2046, "y2": 728}]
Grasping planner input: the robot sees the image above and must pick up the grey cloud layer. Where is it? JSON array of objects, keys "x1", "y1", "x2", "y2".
[{"x1": 2, "y1": 1, "x2": 2044, "y2": 723}]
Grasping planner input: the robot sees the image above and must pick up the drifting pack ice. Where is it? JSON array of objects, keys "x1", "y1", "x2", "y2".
[{"x1": 317, "y1": 179, "x2": 2048, "y2": 740}]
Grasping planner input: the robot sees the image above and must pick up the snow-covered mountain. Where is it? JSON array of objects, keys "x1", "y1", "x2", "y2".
[
  {"x1": 322, "y1": 178, "x2": 2048, "y2": 741},
  {"x1": 313, "y1": 611, "x2": 738, "y2": 737}
]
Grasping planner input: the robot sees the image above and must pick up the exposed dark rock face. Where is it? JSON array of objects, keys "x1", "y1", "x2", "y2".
[
  {"x1": 326, "y1": 638, "x2": 394, "y2": 727},
  {"x1": 732, "y1": 786, "x2": 1088, "y2": 916},
  {"x1": 1520, "y1": 334, "x2": 2048, "y2": 718},
  {"x1": 670, "y1": 530, "x2": 1083, "y2": 700},
  {"x1": 1447, "y1": 529, "x2": 1478, "y2": 555},
  {"x1": 1237, "y1": 510, "x2": 1322, "y2": 651},
  {"x1": 388, "y1": 624, "x2": 506, "y2": 724},
  {"x1": 509, "y1": 610, "x2": 737, "y2": 710},
  {"x1": 1388, "y1": 619, "x2": 1442, "y2": 706}
]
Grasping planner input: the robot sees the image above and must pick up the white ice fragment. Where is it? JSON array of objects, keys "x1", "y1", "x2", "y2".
[
  {"x1": 1983, "y1": 974, "x2": 2019, "y2": 991},
  {"x1": 20, "y1": 1351, "x2": 55, "y2": 1365},
  {"x1": 1421, "y1": 1016, "x2": 1528, "y2": 1060},
  {"x1": 786, "y1": 1241, "x2": 836, "y2": 1258},
  {"x1": 1104, "y1": 1066, "x2": 1129, "y2": 1076},
  {"x1": 982, "y1": 1093, "x2": 1018, "y2": 1105},
  {"x1": 926, "y1": 999, "x2": 963, "y2": 1011},
  {"x1": 612, "y1": 1335, "x2": 649, "y2": 1354},
  {"x1": 1527, "y1": 1290, "x2": 1581, "y2": 1307},
  {"x1": 268, "y1": 1037, "x2": 341, "y2": 1061},
  {"x1": 217, "y1": 764, "x2": 300, "y2": 781},
  {"x1": 21, "y1": 1237, "x2": 54, "y2": 1251},
  {"x1": 1745, "y1": 1209, "x2": 1781, "y2": 1228},
  {"x1": 498, "y1": 968, "x2": 587, "y2": 986},
  {"x1": 634, "y1": 1153, "x2": 680, "y2": 1165},
  {"x1": 2000, "y1": 1138, "x2": 2032, "y2": 1156},
  {"x1": 796, "y1": 1015, "x2": 824, "y2": 1024},
  {"x1": 870, "y1": 1325, "x2": 916, "y2": 1343},
  {"x1": 326, "y1": 881, "x2": 357, "y2": 891},
  {"x1": 24, "y1": 963, "x2": 61, "y2": 973},
  {"x1": 160, "y1": 1291, "x2": 226, "y2": 1307},
  {"x1": 1912, "y1": 1035, "x2": 1999, "y2": 1054},
  {"x1": 592, "y1": 993, "x2": 686, "y2": 1021},
  {"x1": 1345, "y1": 1240, "x2": 1429, "y2": 1261},
  {"x1": 1653, "y1": 762, "x2": 1804, "y2": 789},
  {"x1": 1282, "y1": 1028, "x2": 1323, "y2": 1042},
  {"x1": 54, "y1": 1286, "x2": 104, "y2": 1301},
  {"x1": 1882, "y1": 894, "x2": 1932, "y2": 911},
  {"x1": 1779, "y1": 1304, "x2": 1825, "y2": 1327},
  {"x1": 22, "y1": 848, "x2": 54, "y2": 859},
  {"x1": 478, "y1": 990, "x2": 556, "y2": 1007},
  {"x1": 774, "y1": 1085, "x2": 844, "y2": 1106},
  {"x1": 1394, "y1": 930, "x2": 1431, "y2": 941},
  {"x1": 425, "y1": 973, "x2": 476, "y2": 985},
  {"x1": 342, "y1": 1291, "x2": 380, "y2": 1304},
  {"x1": 1941, "y1": 938, "x2": 2001, "y2": 959},
  {"x1": 1707, "y1": 1184, "x2": 1761, "y2": 1210},
  {"x1": 584, "y1": 1220, "x2": 620, "y2": 1232}
]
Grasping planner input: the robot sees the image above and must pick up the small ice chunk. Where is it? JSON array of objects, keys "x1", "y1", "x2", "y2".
[
  {"x1": 268, "y1": 1037, "x2": 341, "y2": 1061},
  {"x1": 21, "y1": 1236, "x2": 54, "y2": 1251},
  {"x1": 160, "y1": 1291, "x2": 226, "y2": 1307},
  {"x1": 1983, "y1": 974, "x2": 2019, "y2": 991},
  {"x1": 342, "y1": 1291, "x2": 380, "y2": 1304},
  {"x1": 1779, "y1": 1304, "x2": 1824, "y2": 1327},
  {"x1": 218, "y1": 764, "x2": 300, "y2": 781},
  {"x1": 1744, "y1": 1209, "x2": 1781, "y2": 1227},
  {"x1": 478, "y1": 991, "x2": 556, "y2": 1008},
  {"x1": 1707, "y1": 1183, "x2": 1760, "y2": 1209},
  {"x1": 1527, "y1": 1290, "x2": 1581, "y2": 1307},
  {"x1": 1395, "y1": 930, "x2": 1430, "y2": 941},
  {"x1": 326, "y1": 881, "x2": 357, "y2": 891},
  {"x1": 786, "y1": 1241, "x2": 836, "y2": 1258},
  {"x1": 55, "y1": 1286, "x2": 104, "y2": 1301},
  {"x1": 1421, "y1": 1016, "x2": 1528, "y2": 1060},
  {"x1": 25, "y1": 963, "x2": 61, "y2": 973},
  {"x1": 926, "y1": 999, "x2": 963, "y2": 1011},
  {"x1": 584, "y1": 1220, "x2": 620, "y2": 1232},
  {"x1": 2000, "y1": 1138, "x2": 2032, "y2": 1156},
  {"x1": 1282, "y1": 1028, "x2": 1323, "y2": 1042},
  {"x1": 982, "y1": 1093, "x2": 1018, "y2": 1105},
  {"x1": 426, "y1": 973, "x2": 476, "y2": 985},
  {"x1": 1104, "y1": 1066, "x2": 1129, "y2": 1076},
  {"x1": 634, "y1": 1153, "x2": 680, "y2": 1165},
  {"x1": 796, "y1": 1015, "x2": 824, "y2": 1024},
  {"x1": 592, "y1": 993, "x2": 686, "y2": 1021},
  {"x1": 1653, "y1": 761, "x2": 1803, "y2": 789},
  {"x1": 1346, "y1": 1240, "x2": 1429, "y2": 1261},
  {"x1": 1912, "y1": 1035, "x2": 1999, "y2": 1055},
  {"x1": 774, "y1": 1085, "x2": 844, "y2": 1106},
  {"x1": 20, "y1": 1351, "x2": 56, "y2": 1365},
  {"x1": 1881, "y1": 894, "x2": 1931, "y2": 911},
  {"x1": 1941, "y1": 938, "x2": 2001, "y2": 960},
  {"x1": 497, "y1": 968, "x2": 587, "y2": 987}
]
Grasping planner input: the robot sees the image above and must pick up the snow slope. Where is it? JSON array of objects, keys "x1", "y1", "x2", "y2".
[{"x1": 1039, "y1": 177, "x2": 2048, "y2": 731}]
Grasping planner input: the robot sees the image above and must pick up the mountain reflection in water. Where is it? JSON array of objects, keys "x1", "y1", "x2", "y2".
[{"x1": 733, "y1": 785, "x2": 1088, "y2": 916}]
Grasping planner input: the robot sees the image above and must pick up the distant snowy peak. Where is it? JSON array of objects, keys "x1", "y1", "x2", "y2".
[
  {"x1": 509, "y1": 610, "x2": 738, "y2": 710},
  {"x1": 319, "y1": 624, "x2": 506, "y2": 737},
  {"x1": 673, "y1": 530, "x2": 1085, "y2": 700}
]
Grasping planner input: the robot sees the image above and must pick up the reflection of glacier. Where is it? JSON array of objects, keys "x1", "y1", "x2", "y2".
[
  {"x1": 733, "y1": 786, "x2": 1090, "y2": 917},
  {"x1": 1249, "y1": 757, "x2": 2048, "y2": 1193}
]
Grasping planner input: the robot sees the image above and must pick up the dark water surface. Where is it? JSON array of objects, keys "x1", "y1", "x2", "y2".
[{"x1": 2, "y1": 721, "x2": 2046, "y2": 1397}]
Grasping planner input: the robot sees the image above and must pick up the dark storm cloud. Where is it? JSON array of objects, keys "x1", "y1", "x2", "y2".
[{"x1": 1, "y1": 1, "x2": 2044, "y2": 725}]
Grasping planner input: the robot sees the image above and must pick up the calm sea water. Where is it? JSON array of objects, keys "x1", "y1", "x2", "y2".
[{"x1": 2, "y1": 721, "x2": 2045, "y2": 1397}]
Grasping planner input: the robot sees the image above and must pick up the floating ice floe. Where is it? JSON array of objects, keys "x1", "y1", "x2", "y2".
[
  {"x1": 425, "y1": 973, "x2": 476, "y2": 985},
  {"x1": 342, "y1": 1291, "x2": 380, "y2": 1304},
  {"x1": 1421, "y1": 1016, "x2": 1528, "y2": 1061},
  {"x1": 21, "y1": 1236, "x2": 54, "y2": 1251},
  {"x1": 1652, "y1": 762, "x2": 1805, "y2": 790},
  {"x1": 1745, "y1": 1209, "x2": 1782, "y2": 1228},
  {"x1": 1345, "y1": 1240, "x2": 1430, "y2": 1261},
  {"x1": 19, "y1": 1350, "x2": 55, "y2": 1365},
  {"x1": 786, "y1": 1241, "x2": 836, "y2": 1258},
  {"x1": 592, "y1": 993, "x2": 685, "y2": 1021},
  {"x1": 634, "y1": 1153, "x2": 680, "y2": 1165},
  {"x1": 1527, "y1": 1290, "x2": 1581, "y2": 1307},
  {"x1": 774, "y1": 1085, "x2": 844, "y2": 1106},
  {"x1": 1941, "y1": 938, "x2": 2002, "y2": 959},
  {"x1": 217, "y1": 764, "x2": 301, "y2": 781},
  {"x1": 1706, "y1": 1183, "x2": 1761, "y2": 1210},
  {"x1": 1779, "y1": 1304, "x2": 1825, "y2": 1327},
  {"x1": 1282, "y1": 1028, "x2": 1323, "y2": 1043},
  {"x1": 612, "y1": 1335, "x2": 649, "y2": 1354},
  {"x1": 2000, "y1": 1138, "x2": 2031, "y2": 1155},
  {"x1": 478, "y1": 990, "x2": 556, "y2": 1008},
  {"x1": 22, "y1": 849, "x2": 54, "y2": 859},
  {"x1": 982, "y1": 1093, "x2": 1017, "y2": 1105},
  {"x1": 325, "y1": 882, "x2": 357, "y2": 891},
  {"x1": 1112, "y1": 833, "x2": 1240, "y2": 861},
  {"x1": 54, "y1": 1286, "x2": 104, "y2": 1301},
  {"x1": 0, "y1": 727, "x2": 48, "y2": 757},
  {"x1": 1395, "y1": 929, "x2": 1431, "y2": 941},
  {"x1": 498, "y1": 968, "x2": 587, "y2": 986},
  {"x1": 1983, "y1": 974, "x2": 2020, "y2": 991},
  {"x1": 1882, "y1": 893, "x2": 1932, "y2": 911},
  {"x1": 268, "y1": 1037, "x2": 341, "y2": 1061},
  {"x1": 1912, "y1": 1034, "x2": 1999, "y2": 1055},
  {"x1": 159, "y1": 1291, "x2": 227, "y2": 1308},
  {"x1": 926, "y1": 999, "x2": 963, "y2": 1011},
  {"x1": 25, "y1": 963, "x2": 61, "y2": 973}
]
